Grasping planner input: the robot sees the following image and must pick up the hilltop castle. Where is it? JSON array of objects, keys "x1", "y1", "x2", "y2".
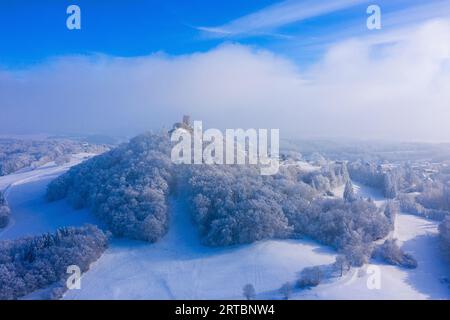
[{"x1": 169, "y1": 115, "x2": 193, "y2": 135}]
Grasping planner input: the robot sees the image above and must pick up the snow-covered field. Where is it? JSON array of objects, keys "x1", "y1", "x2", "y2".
[
  {"x1": 287, "y1": 161, "x2": 320, "y2": 172},
  {"x1": 1, "y1": 158, "x2": 449, "y2": 300},
  {"x1": 333, "y1": 182, "x2": 385, "y2": 207},
  {"x1": 63, "y1": 197, "x2": 336, "y2": 300},
  {"x1": 322, "y1": 182, "x2": 450, "y2": 300},
  {"x1": 0, "y1": 157, "x2": 336, "y2": 299},
  {"x1": 0, "y1": 153, "x2": 98, "y2": 240},
  {"x1": 294, "y1": 211, "x2": 449, "y2": 300}
]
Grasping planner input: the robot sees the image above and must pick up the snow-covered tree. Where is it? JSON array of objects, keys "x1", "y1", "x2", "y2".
[
  {"x1": 334, "y1": 255, "x2": 350, "y2": 277},
  {"x1": 384, "y1": 201, "x2": 399, "y2": 227},
  {"x1": 0, "y1": 191, "x2": 10, "y2": 228},
  {"x1": 297, "y1": 266, "x2": 322, "y2": 288},
  {"x1": 342, "y1": 241, "x2": 373, "y2": 267},
  {"x1": 0, "y1": 225, "x2": 108, "y2": 300},
  {"x1": 418, "y1": 182, "x2": 450, "y2": 212},
  {"x1": 343, "y1": 180, "x2": 357, "y2": 202},
  {"x1": 439, "y1": 216, "x2": 450, "y2": 261},
  {"x1": 0, "y1": 138, "x2": 108, "y2": 176},
  {"x1": 399, "y1": 194, "x2": 448, "y2": 221},
  {"x1": 46, "y1": 133, "x2": 173, "y2": 242},
  {"x1": 347, "y1": 161, "x2": 384, "y2": 190},
  {"x1": 372, "y1": 239, "x2": 417, "y2": 269},
  {"x1": 46, "y1": 131, "x2": 391, "y2": 258},
  {"x1": 383, "y1": 172, "x2": 398, "y2": 199}
]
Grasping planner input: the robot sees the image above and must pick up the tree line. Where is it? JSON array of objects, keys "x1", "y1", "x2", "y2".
[{"x1": 0, "y1": 225, "x2": 108, "y2": 300}]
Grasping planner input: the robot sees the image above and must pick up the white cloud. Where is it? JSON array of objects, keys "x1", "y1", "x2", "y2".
[
  {"x1": 1, "y1": 19, "x2": 450, "y2": 142},
  {"x1": 197, "y1": 0, "x2": 450, "y2": 51},
  {"x1": 197, "y1": 0, "x2": 368, "y2": 38}
]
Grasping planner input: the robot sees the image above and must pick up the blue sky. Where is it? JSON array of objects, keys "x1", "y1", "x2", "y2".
[
  {"x1": 1, "y1": 1, "x2": 450, "y2": 141},
  {"x1": 1, "y1": 0, "x2": 449, "y2": 68},
  {"x1": 0, "y1": 0, "x2": 273, "y2": 67}
]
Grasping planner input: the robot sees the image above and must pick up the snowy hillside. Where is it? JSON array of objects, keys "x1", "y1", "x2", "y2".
[
  {"x1": 1, "y1": 155, "x2": 449, "y2": 300},
  {"x1": 64, "y1": 198, "x2": 336, "y2": 300},
  {"x1": 0, "y1": 154, "x2": 99, "y2": 241},
  {"x1": 295, "y1": 211, "x2": 450, "y2": 300}
]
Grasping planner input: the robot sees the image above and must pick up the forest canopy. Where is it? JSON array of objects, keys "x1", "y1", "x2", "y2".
[
  {"x1": 47, "y1": 133, "x2": 391, "y2": 266},
  {"x1": 0, "y1": 225, "x2": 108, "y2": 300}
]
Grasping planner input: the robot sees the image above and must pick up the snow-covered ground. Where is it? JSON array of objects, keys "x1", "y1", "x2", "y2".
[
  {"x1": 333, "y1": 182, "x2": 385, "y2": 207},
  {"x1": 310, "y1": 182, "x2": 450, "y2": 300},
  {"x1": 284, "y1": 161, "x2": 320, "y2": 172},
  {"x1": 0, "y1": 156, "x2": 336, "y2": 300},
  {"x1": 1, "y1": 158, "x2": 449, "y2": 300},
  {"x1": 292, "y1": 211, "x2": 449, "y2": 299},
  {"x1": 63, "y1": 198, "x2": 336, "y2": 300},
  {"x1": 0, "y1": 153, "x2": 98, "y2": 240}
]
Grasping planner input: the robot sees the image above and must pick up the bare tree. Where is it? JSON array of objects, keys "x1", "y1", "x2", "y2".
[
  {"x1": 279, "y1": 282, "x2": 292, "y2": 300},
  {"x1": 243, "y1": 283, "x2": 256, "y2": 300},
  {"x1": 334, "y1": 255, "x2": 350, "y2": 277}
]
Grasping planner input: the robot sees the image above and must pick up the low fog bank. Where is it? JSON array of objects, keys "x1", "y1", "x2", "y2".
[{"x1": 1, "y1": 20, "x2": 450, "y2": 142}]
